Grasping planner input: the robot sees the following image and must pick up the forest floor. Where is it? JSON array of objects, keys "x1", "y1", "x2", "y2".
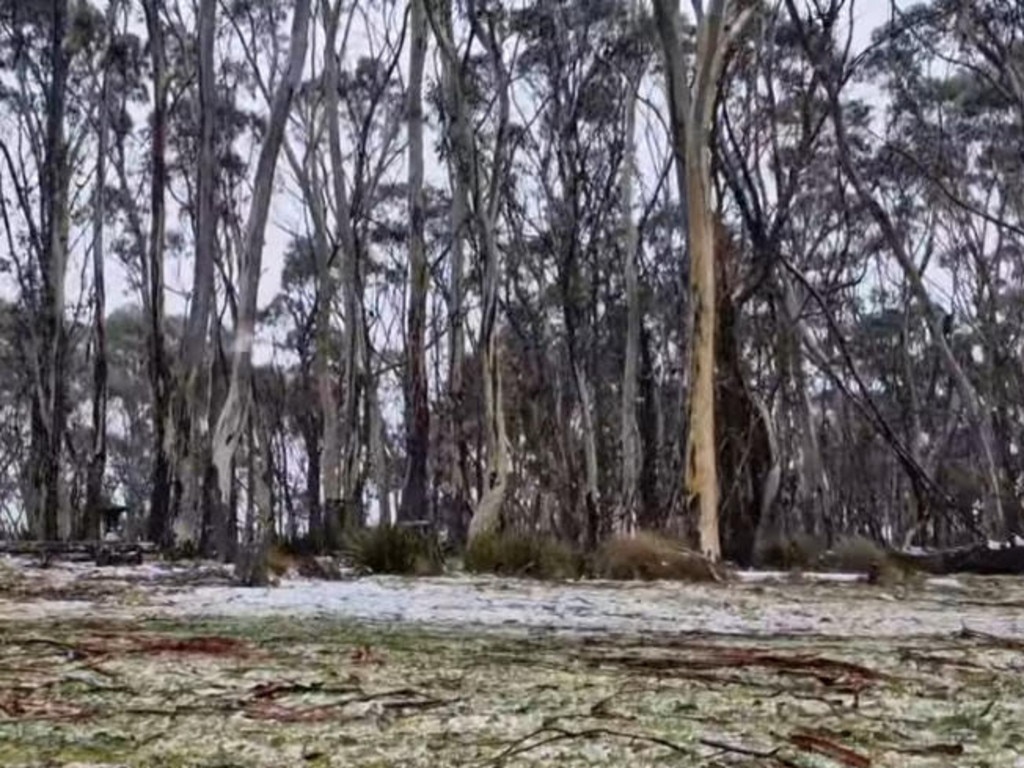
[{"x1": 2, "y1": 558, "x2": 1024, "y2": 767}]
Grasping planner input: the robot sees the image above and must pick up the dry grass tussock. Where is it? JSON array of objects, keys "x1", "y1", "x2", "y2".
[
  {"x1": 594, "y1": 531, "x2": 728, "y2": 582},
  {"x1": 463, "y1": 532, "x2": 582, "y2": 580},
  {"x1": 754, "y1": 534, "x2": 827, "y2": 571},
  {"x1": 265, "y1": 546, "x2": 344, "y2": 580},
  {"x1": 344, "y1": 525, "x2": 444, "y2": 576},
  {"x1": 822, "y1": 535, "x2": 923, "y2": 585}
]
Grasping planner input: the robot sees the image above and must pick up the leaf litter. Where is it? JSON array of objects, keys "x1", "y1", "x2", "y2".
[{"x1": 2, "y1": 558, "x2": 1024, "y2": 766}]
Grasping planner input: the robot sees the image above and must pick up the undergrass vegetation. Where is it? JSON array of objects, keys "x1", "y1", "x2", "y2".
[
  {"x1": 344, "y1": 524, "x2": 444, "y2": 576},
  {"x1": 593, "y1": 531, "x2": 726, "y2": 581},
  {"x1": 463, "y1": 532, "x2": 582, "y2": 580},
  {"x1": 754, "y1": 533, "x2": 827, "y2": 571}
]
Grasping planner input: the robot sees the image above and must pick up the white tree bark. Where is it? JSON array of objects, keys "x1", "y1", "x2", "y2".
[
  {"x1": 211, "y1": 0, "x2": 312, "y2": 509},
  {"x1": 654, "y1": 0, "x2": 754, "y2": 559},
  {"x1": 428, "y1": 0, "x2": 513, "y2": 543}
]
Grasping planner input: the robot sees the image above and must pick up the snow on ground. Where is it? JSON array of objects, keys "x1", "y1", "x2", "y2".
[
  {"x1": 152, "y1": 574, "x2": 1023, "y2": 638},
  {"x1": 3, "y1": 555, "x2": 1022, "y2": 638}
]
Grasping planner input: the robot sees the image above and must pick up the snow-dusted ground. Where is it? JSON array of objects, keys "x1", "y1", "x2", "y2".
[
  {"x1": 3, "y1": 555, "x2": 1023, "y2": 638},
  {"x1": 158, "y1": 575, "x2": 1024, "y2": 637}
]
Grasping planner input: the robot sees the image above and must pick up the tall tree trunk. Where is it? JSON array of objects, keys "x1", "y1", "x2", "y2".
[
  {"x1": 143, "y1": 0, "x2": 173, "y2": 547},
  {"x1": 32, "y1": 0, "x2": 71, "y2": 541},
  {"x1": 618, "y1": 67, "x2": 642, "y2": 536},
  {"x1": 399, "y1": 0, "x2": 430, "y2": 524},
  {"x1": 638, "y1": 321, "x2": 662, "y2": 529},
  {"x1": 653, "y1": 0, "x2": 751, "y2": 559},
  {"x1": 428, "y1": 0, "x2": 512, "y2": 543},
  {"x1": 85, "y1": 15, "x2": 114, "y2": 540},
  {"x1": 439, "y1": 0, "x2": 471, "y2": 545},
  {"x1": 211, "y1": 0, "x2": 312, "y2": 513},
  {"x1": 174, "y1": 0, "x2": 219, "y2": 547},
  {"x1": 322, "y1": 0, "x2": 366, "y2": 541}
]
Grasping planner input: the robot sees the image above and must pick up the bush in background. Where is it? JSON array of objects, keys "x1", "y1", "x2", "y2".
[
  {"x1": 464, "y1": 532, "x2": 582, "y2": 580},
  {"x1": 822, "y1": 535, "x2": 922, "y2": 585},
  {"x1": 754, "y1": 534, "x2": 827, "y2": 571},
  {"x1": 345, "y1": 525, "x2": 444, "y2": 576},
  {"x1": 593, "y1": 531, "x2": 727, "y2": 582}
]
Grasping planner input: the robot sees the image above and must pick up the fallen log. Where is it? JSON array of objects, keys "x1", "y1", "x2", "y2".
[
  {"x1": 0, "y1": 539, "x2": 156, "y2": 566},
  {"x1": 892, "y1": 543, "x2": 1024, "y2": 576}
]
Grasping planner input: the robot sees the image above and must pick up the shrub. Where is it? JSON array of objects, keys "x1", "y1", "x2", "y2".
[
  {"x1": 754, "y1": 534, "x2": 826, "y2": 571},
  {"x1": 464, "y1": 532, "x2": 581, "y2": 580},
  {"x1": 822, "y1": 535, "x2": 887, "y2": 573},
  {"x1": 820, "y1": 535, "x2": 922, "y2": 585},
  {"x1": 345, "y1": 525, "x2": 443, "y2": 576},
  {"x1": 593, "y1": 531, "x2": 727, "y2": 582}
]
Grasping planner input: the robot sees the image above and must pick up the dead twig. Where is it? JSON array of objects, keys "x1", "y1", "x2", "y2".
[
  {"x1": 486, "y1": 725, "x2": 802, "y2": 767},
  {"x1": 788, "y1": 730, "x2": 871, "y2": 767}
]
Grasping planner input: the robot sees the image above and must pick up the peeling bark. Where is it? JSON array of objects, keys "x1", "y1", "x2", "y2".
[{"x1": 654, "y1": 0, "x2": 753, "y2": 559}]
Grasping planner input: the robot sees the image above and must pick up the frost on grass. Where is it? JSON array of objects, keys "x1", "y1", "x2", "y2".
[{"x1": 2, "y1": 562, "x2": 1024, "y2": 766}]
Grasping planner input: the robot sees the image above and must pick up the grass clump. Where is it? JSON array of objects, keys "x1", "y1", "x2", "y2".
[
  {"x1": 822, "y1": 535, "x2": 922, "y2": 585},
  {"x1": 821, "y1": 535, "x2": 887, "y2": 573},
  {"x1": 345, "y1": 525, "x2": 443, "y2": 576},
  {"x1": 754, "y1": 534, "x2": 826, "y2": 571},
  {"x1": 593, "y1": 531, "x2": 726, "y2": 582},
  {"x1": 464, "y1": 532, "x2": 581, "y2": 580}
]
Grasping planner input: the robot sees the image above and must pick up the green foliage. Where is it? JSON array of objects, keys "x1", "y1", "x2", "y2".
[
  {"x1": 345, "y1": 525, "x2": 443, "y2": 576},
  {"x1": 464, "y1": 532, "x2": 582, "y2": 580},
  {"x1": 754, "y1": 534, "x2": 827, "y2": 571},
  {"x1": 593, "y1": 531, "x2": 726, "y2": 582}
]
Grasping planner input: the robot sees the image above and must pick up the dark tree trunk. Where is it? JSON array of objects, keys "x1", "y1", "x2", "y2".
[
  {"x1": 399, "y1": 0, "x2": 430, "y2": 524},
  {"x1": 143, "y1": 0, "x2": 173, "y2": 547},
  {"x1": 303, "y1": 423, "x2": 322, "y2": 549},
  {"x1": 33, "y1": 0, "x2": 71, "y2": 541},
  {"x1": 638, "y1": 322, "x2": 662, "y2": 530},
  {"x1": 85, "y1": 23, "x2": 113, "y2": 541}
]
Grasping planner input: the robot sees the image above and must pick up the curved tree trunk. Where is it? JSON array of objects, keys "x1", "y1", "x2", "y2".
[{"x1": 211, "y1": 0, "x2": 312, "y2": 520}]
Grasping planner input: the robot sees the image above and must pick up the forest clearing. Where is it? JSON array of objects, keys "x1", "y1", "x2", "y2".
[
  {"x1": 2, "y1": 556, "x2": 1024, "y2": 767},
  {"x1": 3, "y1": 0, "x2": 1024, "y2": 763}
]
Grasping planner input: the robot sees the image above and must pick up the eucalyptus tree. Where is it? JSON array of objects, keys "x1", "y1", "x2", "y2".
[
  {"x1": 785, "y1": 0, "x2": 1011, "y2": 540},
  {"x1": 428, "y1": 0, "x2": 519, "y2": 543},
  {"x1": 398, "y1": 0, "x2": 430, "y2": 524},
  {"x1": 653, "y1": 0, "x2": 755, "y2": 559},
  {"x1": 210, "y1": 0, "x2": 313, "y2": 550},
  {"x1": 0, "y1": 0, "x2": 116, "y2": 538}
]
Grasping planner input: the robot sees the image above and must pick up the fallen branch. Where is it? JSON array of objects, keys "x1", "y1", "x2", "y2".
[
  {"x1": 788, "y1": 731, "x2": 871, "y2": 767},
  {"x1": 486, "y1": 725, "x2": 802, "y2": 767}
]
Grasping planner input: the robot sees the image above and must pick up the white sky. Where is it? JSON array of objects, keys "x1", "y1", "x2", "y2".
[{"x1": 2, "y1": 0, "x2": 904, "y2": 348}]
